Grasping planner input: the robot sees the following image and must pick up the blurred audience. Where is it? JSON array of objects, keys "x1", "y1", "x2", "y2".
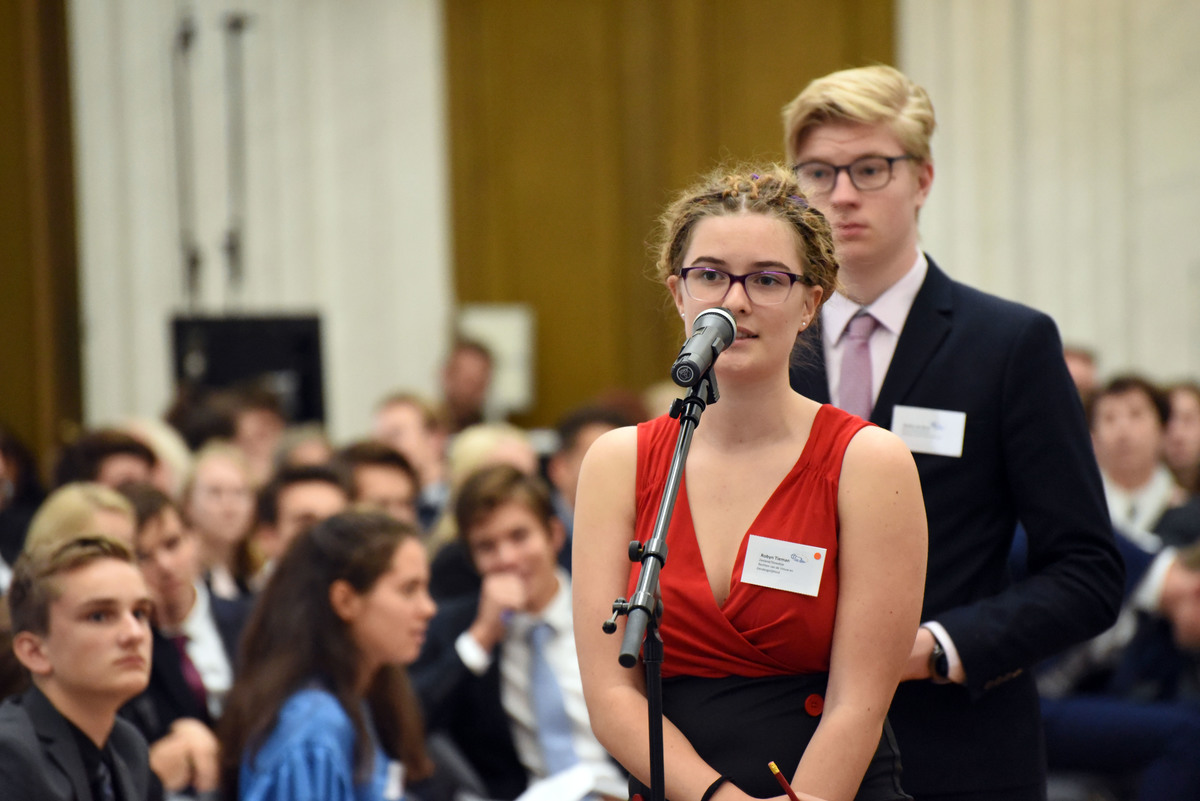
[
  {"x1": 165, "y1": 386, "x2": 239, "y2": 453},
  {"x1": 1089, "y1": 375, "x2": 1186, "y2": 548},
  {"x1": 0, "y1": 536, "x2": 155, "y2": 800},
  {"x1": 545, "y1": 406, "x2": 629, "y2": 571},
  {"x1": 373, "y1": 392, "x2": 449, "y2": 531},
  {"x1": 121, "y1": 417, "x2": 194, "y2": 501},
  {"x1": 412, "y1": 465, "x2": 624, "y2": 800},
  {"x1": 273, "y1": 423, "x2": 334, "y2": 472},
  {"x1": 428, "y1": 423, "x2": 540, "y2": 602},
  {"x1": 219, "y1": 512, "x2": 435, "y2": 801},
  {"x1": 229, "y1": 385, "x2": 288, "y2": 488},
  {"x1": 252, "y1": 463, "x2": 350, "y2": 588},
  {"x1": 440, "y1": 337, "x2": 494, "y2": 435},
  {"x1": 334, "y1": 440, "x2": 420, "y2": 526},
  {"x1": 53, "y1": 428, "x2": 156, "y2": 489},
  {"x1": 182, "y1": 443, "x2": 259, "y2": 602},
  {"x1": 0, "y1": 424, "x2": 45, "y2": 587},
  {"x1": 119, "y1": 481, "x2": 252, "y2": 797},
  {"x1": 25, "y1": 482, "x2": 136, "y2": 555},
  {"x1": 1064, "y1": 344, "x2": 1100, "y2": 402},
  {"x1": 1164, "y1": 381, "x2": 1200, "y2": 496}
]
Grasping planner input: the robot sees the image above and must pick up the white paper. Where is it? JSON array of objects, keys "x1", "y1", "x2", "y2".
[
  {"x1": 514, "y1": 764, "x2": 596, "y2": 801},
  {"x1": 740, "y1": 534, "x2": 827, "y2": 597},
  {"x1": 891, "y1": 404, "x2": 967, "y2": 457}
]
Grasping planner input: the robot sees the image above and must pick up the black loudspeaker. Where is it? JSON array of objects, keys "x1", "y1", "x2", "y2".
[{"x1": 171, "y1": 315, "x2": 325, "y2": 423}]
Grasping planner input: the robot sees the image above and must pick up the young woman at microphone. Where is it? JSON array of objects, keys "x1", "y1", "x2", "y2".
[{"x1": 572, "y1": 165, "x2": 927, "y2": 801}]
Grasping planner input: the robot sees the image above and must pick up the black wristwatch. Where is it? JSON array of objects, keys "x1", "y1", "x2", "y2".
[{"x1": 929, "y1": 635, "x2": 951, "y2": 684}]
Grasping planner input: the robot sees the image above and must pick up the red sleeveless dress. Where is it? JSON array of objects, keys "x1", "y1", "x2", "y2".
[
  {"x1": 628, "y1": 404, "x2": 865, "y2": 679},
  {"x1": 624, "y1": 405, "x2": 909, "y2": 800}
]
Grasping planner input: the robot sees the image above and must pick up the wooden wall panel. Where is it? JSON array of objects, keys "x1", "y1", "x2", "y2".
[
  {"x1": 447, "y1": 0, "x2": 894, "y2": 426},
  {"x1": 0, "y1": 0, "x2": 81, "y2": 477}
]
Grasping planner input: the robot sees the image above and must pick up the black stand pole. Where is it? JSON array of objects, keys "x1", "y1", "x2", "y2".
[
  {"x1": 222, "y1": 13, "x2": 251, "y2": 308},
  {"x1": 171, "y1": 12, "x2": 201, "y2": 311},
  {"x1": 604, "y1": 370, "x2": 719, "y2": 801}
]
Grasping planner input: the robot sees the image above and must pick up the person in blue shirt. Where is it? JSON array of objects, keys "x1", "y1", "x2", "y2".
[{"x1": 219, "y1": 511, "x2": 437, "y2": 801}]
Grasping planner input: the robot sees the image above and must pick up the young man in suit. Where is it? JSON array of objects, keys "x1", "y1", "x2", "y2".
[
  {"x1": 0, "y1": 535, "x2": 155, "y2": 801},
  {"x1": 118, "y1": 481, "x2": 252, "y2": 796},
  {"x1": 411, "y1": 464, "x2": 624, "y2": 801},
  {"x1": 783, "y1": 65, "x2": 1124, "y2": 800}
]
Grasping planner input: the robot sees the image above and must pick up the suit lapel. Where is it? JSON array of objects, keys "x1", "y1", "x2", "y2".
[
  {"x1": 871, "y1": 258, "x2": 954, "y2": 425},
  {"x1": 789, "y1": 326, "x2": 831, "y2": 403},
  {"x1": 26, "y1": 687, "x2": 93, "y2": 801}
]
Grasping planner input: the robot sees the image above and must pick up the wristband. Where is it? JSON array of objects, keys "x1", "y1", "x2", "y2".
[{"x1": 701, "y1": 775, "x2": 729, "y2": 801}]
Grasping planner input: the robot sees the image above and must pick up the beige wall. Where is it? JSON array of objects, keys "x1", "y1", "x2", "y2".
[
  {"x1": 900, "y1": 0, "x2": 1200, "y2": 382},
  {"x1": 67, "y1": 0, "x2": 452, "y2": 440}
]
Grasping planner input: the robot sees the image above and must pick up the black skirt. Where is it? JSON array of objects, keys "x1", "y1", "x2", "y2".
[{"x1": 628, "y1": 673, "x2": 910, "y2": 800}]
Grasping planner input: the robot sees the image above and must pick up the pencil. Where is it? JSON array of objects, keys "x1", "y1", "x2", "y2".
[{"x1": 768, "y1": 761, "x2": 802, "y2": 801}]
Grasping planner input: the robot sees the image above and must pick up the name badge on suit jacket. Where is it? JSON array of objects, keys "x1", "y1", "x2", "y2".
[{"x1": 892, "y1": 405, "x2": 966, "y2": 457}]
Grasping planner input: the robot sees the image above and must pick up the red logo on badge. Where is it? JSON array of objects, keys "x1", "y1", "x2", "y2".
[{"x1": 813, "y1": 552, "x2": 822, "y2": 560}]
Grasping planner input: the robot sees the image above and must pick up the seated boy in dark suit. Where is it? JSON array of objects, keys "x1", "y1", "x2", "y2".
[{"x1": 0, "y1": 535, "x2": 155, "y2": 801}]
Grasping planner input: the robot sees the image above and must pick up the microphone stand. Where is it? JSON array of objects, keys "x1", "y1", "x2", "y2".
[{"x1": 603, "y1": 369, "x2": 720, "y2": 801}]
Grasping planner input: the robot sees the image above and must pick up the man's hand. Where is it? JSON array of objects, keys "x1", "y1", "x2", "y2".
[
  {"x1": 468, "y1": 572, "x2": 526, "y2": 651},
  {"x1": 148, "y1": 717, "x2": 220, "y2": 792}
]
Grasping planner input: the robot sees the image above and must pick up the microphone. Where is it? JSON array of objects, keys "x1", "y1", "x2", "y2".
[{"x1": 671, "y1": 307, "x2": 736, "y2": 387}]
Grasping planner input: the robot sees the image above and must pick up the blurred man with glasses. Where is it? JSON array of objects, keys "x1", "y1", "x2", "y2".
[{"x1": 783, "y1": 65, "x2": 1123, "y2": 801}]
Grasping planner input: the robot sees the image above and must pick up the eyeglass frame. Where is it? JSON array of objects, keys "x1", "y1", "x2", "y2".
[
  {"x1": 791, "y1": 154, "x2": 915, "y2": 194},
  {"x1": 677, "y1": 266, "x2": 812, "y2": 306}
]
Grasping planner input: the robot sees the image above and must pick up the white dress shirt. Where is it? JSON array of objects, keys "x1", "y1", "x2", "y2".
[
  {"x1": 822, "y1": 250, "x2": 927, "y2": 411},
  {"x1": 1101, "y1": 465, "x2": 1178, "y2": 552},
  {"x1": 821, "y1": 252, "x2": 969, "y2": 681},
  {"x1": 166, "y1": 581, "x2": 234, "y2": 720}
]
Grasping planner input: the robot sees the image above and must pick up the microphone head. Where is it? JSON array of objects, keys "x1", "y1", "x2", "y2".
[
  {"x1": 694, "y1": 307, "x2": 736, "y2": 350},
  {"x1": 671, "y1": 307, "x2": 737, "y2": 387}
]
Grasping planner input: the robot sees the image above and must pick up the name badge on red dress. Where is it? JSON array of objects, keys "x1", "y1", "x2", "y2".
[{"x1": 740, "y1": 534, "x2": 826, "y2": 597}]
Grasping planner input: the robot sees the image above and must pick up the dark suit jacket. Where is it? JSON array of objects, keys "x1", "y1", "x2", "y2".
[
  {"x1": 0, "y1": 685, "x2": 153, "y2": 801},
  {"x1": 410, "y1": 595, "x2": 527, "y2": 801},
  {"x1": 1154, "y1": 496, "x2": 1200, "y2": 548},
  {"x1": 791, "y1": 259, "x2": 1124, "y2": 795}
]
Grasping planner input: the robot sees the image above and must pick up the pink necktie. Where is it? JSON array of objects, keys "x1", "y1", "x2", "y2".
[{"x1": 839, "y1": 312, "x2": 879, "y2": 420}]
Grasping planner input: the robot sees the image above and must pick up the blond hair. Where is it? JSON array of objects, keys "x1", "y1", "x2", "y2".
[
  {"x1": 782, "y1": 65, "x2": 936, "y2": 166},
  {"x1": 24, "y1": 483, "x2": 135, "y2": 556},
  {"x1": 8, "y1": 536, "x2": 136, "y2": 636}
]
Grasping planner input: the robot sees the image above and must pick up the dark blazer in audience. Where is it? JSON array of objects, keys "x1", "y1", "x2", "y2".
[
  {"x1": 411, "y1": 595, "x2": 527, "y2": 801},
  {"x1": 0, "y1": 685, "x2": 154, "y2": 801}
]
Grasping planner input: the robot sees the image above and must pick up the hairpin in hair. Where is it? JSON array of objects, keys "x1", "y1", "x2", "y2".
[
  {"x1": 750, "y1": 174, "x2": 760, "y2": 180},
  {"x1": 789, "y1": 194, "x2": 809, "y2": 207}
]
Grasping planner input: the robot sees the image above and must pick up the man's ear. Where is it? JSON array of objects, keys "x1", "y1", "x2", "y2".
[
  {"x1": 328, "y1": 579, "x2": 361, "y2": 624},
  {"x1": 12, "y1": 631, "x2": 52, "y2": 677}
]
